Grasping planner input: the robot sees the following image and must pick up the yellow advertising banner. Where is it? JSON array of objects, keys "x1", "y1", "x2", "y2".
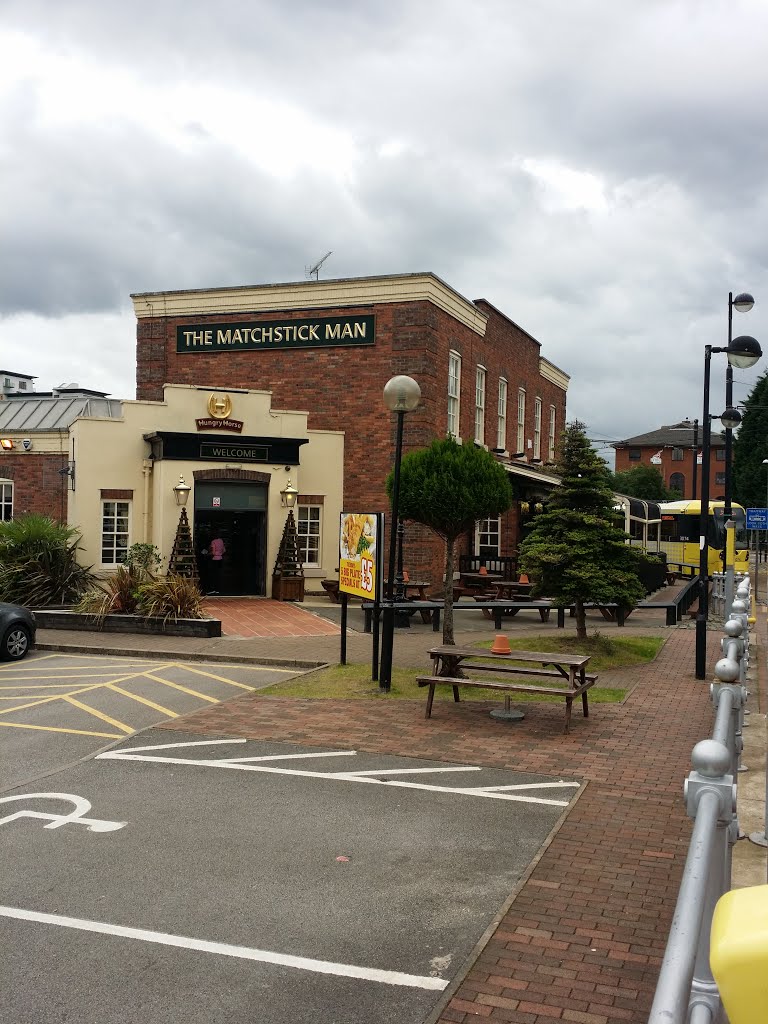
[{"x1": 339, "y1": 512, "x2": 380, "y2": 600}]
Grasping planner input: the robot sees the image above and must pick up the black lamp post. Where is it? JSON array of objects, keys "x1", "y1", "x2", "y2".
[
  {"x1": 379, "y1": 374, "x2": 421, "y2": 692},
  {"x1": 696, "y1": 335, "x2": 761, "y2": 679},
  {"x1": 722, "y1": 293, "x2": 755, "y2": 545}
]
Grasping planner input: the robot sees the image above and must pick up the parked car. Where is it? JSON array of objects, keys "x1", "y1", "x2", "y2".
[{"x1": 0, "y1": 602, "x2": 36, "y2": 660}]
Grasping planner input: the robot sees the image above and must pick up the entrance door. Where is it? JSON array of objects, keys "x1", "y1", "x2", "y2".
[{"x1": 195, "y1": 511, "x2": 266, "y2": 596}]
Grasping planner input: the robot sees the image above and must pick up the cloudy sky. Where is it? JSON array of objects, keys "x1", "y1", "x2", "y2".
[{"x1": 2, "y1": 0, "x2": 768, "y2": 462}]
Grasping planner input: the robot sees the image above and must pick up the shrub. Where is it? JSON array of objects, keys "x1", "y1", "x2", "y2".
[
  {"x1": 0, "y1": 513, "x2": 97, "y2": 607},
  {"x1": 137, "y1": 574, "x2": 205, "y2": 623},
  {"x1": 75, "y1": 565, "x2": 145, "y2": 620}
]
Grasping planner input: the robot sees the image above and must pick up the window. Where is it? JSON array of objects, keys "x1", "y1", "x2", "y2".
[
  {"x1": 672, "y1": 448, "x2": 684, "y2": 461},
  {"x1": 715, "y1": 472, "x2": 726, "y2": 486},
  {"x1": 447, "y1": 351, "x2": 461, "y2": 439},
  {"x1": 517, "y1": 388, "x2": 526, "y2": 454},
  {"x1": 715, "y1": 449, "x2": 726, "y2": 462},
  {"x1": 496, "y1": 378, "x2": 507, "y2": 451},
  {"x1": 476, "y1": 516, "x2": 500, "y2": 558},
  {"x1": 18, "y1": 381, "x2": 27, "y2": 390},
  {"x1": 629, "y1": 448, "x2": 641, "y2": 461},
  {"x1": 670, "y1": 472, "x2": 685, "y2": 494},
  {"x1": 0, "y1": 480, "x2": 12, "y2": 520},
  {"x1": 533, "y1": 398, "x2": 542, "y2": 458},
  {"x1": 474, "y1": 366, "x2": 486, "y2": 444},
  {"x1": 297, "y1": 505, "x2": 322, "y2": 566},
  {"x1": 101, "y1": 501, "x2": 130, "y2": 564},
  {"x1": 548, "y1": 406, "x2": 556, "y2": 461}
]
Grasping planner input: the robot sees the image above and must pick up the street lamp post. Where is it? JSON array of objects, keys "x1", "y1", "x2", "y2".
[
  {"x1": 696, "y1": 336, "x2": 762, "y2": 679},
  {"x1": 723, "y1": 293, "x2": 755, "y2": 548},
  {"x1": 379, "y1": 375, "x2": 421, "y2": 692}
]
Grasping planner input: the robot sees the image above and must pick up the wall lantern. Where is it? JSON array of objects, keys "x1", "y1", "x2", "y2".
[
  {"x1": 0, "y1": 439, "x2": 13, "y2": 450},
  {"x1": 173, "y1": 475, "x2": 191, "y2": 507},
  {"x1": 280, "y1": 478, "x2": 299, "y2": 508}
]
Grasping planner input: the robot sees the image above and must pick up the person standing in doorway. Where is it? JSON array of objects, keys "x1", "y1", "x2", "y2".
[{"x1": 208, "y1": 532, "x2": 226, "y2": 594}]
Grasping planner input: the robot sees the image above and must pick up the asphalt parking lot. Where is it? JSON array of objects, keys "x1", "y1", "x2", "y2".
[
  {"x1": 1, "y1": 731, "x2": 582, "y2": 1024},
  {"x1": 0, "y1": 652, "x2": 301, "y2": 791}
]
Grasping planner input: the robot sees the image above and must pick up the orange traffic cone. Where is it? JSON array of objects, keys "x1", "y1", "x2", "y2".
[{"x1": 491, "y1": 634, "x2": 512, "y2": 655}]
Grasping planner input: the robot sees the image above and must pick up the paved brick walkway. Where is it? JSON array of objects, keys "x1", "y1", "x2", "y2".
[
  {"x1": 153, "y1": 627, "x2": 733, "y2": 1024},
  {"x1": 34, "y1": 602, "x2": 766, "y2": 1023}
]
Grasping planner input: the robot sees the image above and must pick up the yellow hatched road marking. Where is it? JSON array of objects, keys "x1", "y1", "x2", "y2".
[
  {"x1": 176, "y1": 664, "x2": 256, "y2": 690},
  {"x1": 0, "y1": 695, "x2": 60, "y2": 716},
  {"x1": 0, "y1": 721, "x2": 123, "y2": 738},
  {"x1": 106, "y1": 683, "x2": 177, "y2": 718},
  {"x1": 0, "y1": 683, "x2": 110, "y2": 690},
  {"x1": 142, "y1": 674, "x2": 220, "y2": 703},
  {"x1": 61, "y1": 696, "x2": 134, "y2": 734}
]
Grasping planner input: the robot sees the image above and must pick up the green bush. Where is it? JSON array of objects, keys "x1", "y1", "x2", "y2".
[
  {"x1": 76, "y1": 569, "x2": 205, "y2": 624},
  {"x1": 0, "y1": 514, "x2": 97, "y2": 607},
  {"x1": 137, "y1": 574, "x2": 205, "y2": 623}
]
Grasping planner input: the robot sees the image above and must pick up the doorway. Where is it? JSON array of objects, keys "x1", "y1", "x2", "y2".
[{"x1": 195, "y1": 510, "x2": 266, "y2": 596}]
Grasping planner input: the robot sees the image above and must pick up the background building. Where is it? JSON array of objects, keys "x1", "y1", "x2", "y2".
[
  {"x1": 612, "y1": 420, "x2": 725, "y2": 500},
  {"x1": 0, "y1": 273, "x2": 570, "y2": 596}
]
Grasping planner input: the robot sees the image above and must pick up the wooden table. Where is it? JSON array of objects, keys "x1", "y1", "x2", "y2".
[
  {"x1": 491, "y1": 581, "x2": 532, "y2": 600},
  {"x1": 459, "y1": 572, "x2": 504, "y2": 591},
  {"x1": 418, "y1": 645, "x2": 595, "y2": 733},
  {"x1": 401, "y1": 581, "x2": 430, "y2": 601}
]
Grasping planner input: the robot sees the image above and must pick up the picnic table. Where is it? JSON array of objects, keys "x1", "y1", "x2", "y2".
[
  {"x1": 460, "y1": 572, "x2": 504, "y2": 590},
  {"x1": 417, "y1": 645, "x2": 596, "y2": 733}
]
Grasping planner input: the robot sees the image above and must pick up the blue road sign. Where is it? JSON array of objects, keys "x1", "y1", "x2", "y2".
[{"x1": 746, "y1": 508, "x2": 768, "y2": 530}]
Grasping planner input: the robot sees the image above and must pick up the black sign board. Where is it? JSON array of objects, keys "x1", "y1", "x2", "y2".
[{"x1": 176, "y1": 314, "x2": 375, "y2": 354}]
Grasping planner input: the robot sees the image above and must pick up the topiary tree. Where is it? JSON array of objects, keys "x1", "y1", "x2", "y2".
[
  {"x1": 519, "y1": 422, "x2": 649, "y2": 639},
  {"x1": 389, "y1": 436, "x2": 514, "y2": 646},
  {"x1": 733, "y1": 370, "x2": 768, "y2": 510}
]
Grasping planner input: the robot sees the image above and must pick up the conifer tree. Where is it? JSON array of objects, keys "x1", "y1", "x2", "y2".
[
  {"x1": 519, "y1": 421, "x2": 648, "y2": 639},
  {"x1": 732, "y1": 371, "x2": 768, "y2": 510}
]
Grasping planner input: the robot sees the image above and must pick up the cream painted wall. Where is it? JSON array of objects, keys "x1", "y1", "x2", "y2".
[{"x1": 68, "y1": 384, "x2": 343, "y2": 591}]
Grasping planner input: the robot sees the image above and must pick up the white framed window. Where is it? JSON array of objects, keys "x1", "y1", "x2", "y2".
[
  {"x1": 475, "y1": 516, "x2": 501, "y2": 558},
  {"x1": 297, "y1": 505, "x2": 322, "y2": 567},
  {"x1": 497, "y1": 378, "x2": 507, "y2": 451},
  {"x1": 448, "y1": 351, "x2": 461, "y2": 439},
  {"x1": 517, "y1": 388, "x2": 526, "y2": 455},
  {"x1": 533, "y1": 398, "x2": 542, "y2": 459},
  {"x1": 101, "y1": 500, "x2": 130, "y2": 564},
  {"x1": 548, "y1": 406, "x2": 556, "y2": 461},
  {"x1": 0, "y1": 480, "x2": 12, "y2": 521},
  {"x1": 474, "y1": 365, "x2": 486, "y2": 444}
]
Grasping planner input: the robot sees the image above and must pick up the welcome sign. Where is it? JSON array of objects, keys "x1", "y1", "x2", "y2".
[{"x1": 177, "y1": 314, "x2": 375, "y2": 353}]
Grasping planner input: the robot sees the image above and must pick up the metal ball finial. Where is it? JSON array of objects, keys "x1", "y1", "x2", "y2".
[{"x1": 691, "y1": 739, "x2": 731, "y2": 778}]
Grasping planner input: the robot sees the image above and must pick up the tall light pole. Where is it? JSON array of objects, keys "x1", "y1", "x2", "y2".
[
  {"x1": 696, "y1": 336, "x2": 762, "y2": 679},
  {"x1": 379, "y1": 374, "x2": 421, "y2": 692},
  {"x1": 723, "y1": 293, "x2": 755, "y2": 539}
]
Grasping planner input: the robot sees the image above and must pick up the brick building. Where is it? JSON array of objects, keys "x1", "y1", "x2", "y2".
[
  {"x1": 613, "y1": 420, "x2": 725, "y2": 500},
  {"x1": 0, "y1": 274, "x2": 569, "y2": 596},
  {"x1": 131, "y1": 273, "x2": 568, "y2": 592}
]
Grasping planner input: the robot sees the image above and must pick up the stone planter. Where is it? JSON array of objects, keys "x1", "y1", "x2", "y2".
[{"x1": 34, "y1": 609, "x2": 221, "y2": 638}]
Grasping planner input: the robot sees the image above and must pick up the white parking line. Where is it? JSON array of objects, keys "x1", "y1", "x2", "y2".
[
  {"x1": 0, "y1": 905, "x2": 448, "y2": 991},
  {"x1": 98, "y1": 740, "x2": 579, "y2": 806}
]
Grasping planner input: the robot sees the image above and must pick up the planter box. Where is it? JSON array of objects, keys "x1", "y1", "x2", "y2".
[
  {"x1": 271, "y1": 575, "x2": 305, "y2": 602},
  {"x1": 34, "y1": 609, "x2": 221, "y2": 638}
]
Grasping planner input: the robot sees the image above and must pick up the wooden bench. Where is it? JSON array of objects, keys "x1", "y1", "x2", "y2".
[
  {"x1": 554, "y1": 601, "x2": 679, "y2": 627},
  {"x1": 362, "y1": 599, "x2": 553, "y2": 633},
  {"x1": 321, "y1": 579, "x2": 340, "y2": 603},
  {"x1": 416, "y1": 669, "x2": 597, "y2": 734}
]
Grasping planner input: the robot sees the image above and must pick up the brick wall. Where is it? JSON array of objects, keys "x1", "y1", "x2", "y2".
[
  {"x1": 136, "y1": 297, "x2": 567, "y2": 590},
  {"x1": 0, "y1": 454, "x2": 69, "y2": 521},
  {"x1": 614, "y1": 445, "x2": 722, "y2": 499}
]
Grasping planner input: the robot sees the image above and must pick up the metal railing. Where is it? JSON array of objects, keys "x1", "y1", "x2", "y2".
[{"x1": 648, "y1": 579, "x2": 751, "y2": 1024}]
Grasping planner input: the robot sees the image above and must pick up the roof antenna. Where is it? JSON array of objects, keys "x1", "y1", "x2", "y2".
[{"x1": 306, "y1": 251, "x2": 332, "y2": 281}]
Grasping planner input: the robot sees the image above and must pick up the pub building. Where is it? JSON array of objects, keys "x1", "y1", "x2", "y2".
[{"x1": 0, "y1": 273, "x2": 568, "y2": 596}]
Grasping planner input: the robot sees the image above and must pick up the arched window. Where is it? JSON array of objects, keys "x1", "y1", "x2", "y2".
[{"x1": 669, "y1": 472, "x2": 685, "y2": 496}]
